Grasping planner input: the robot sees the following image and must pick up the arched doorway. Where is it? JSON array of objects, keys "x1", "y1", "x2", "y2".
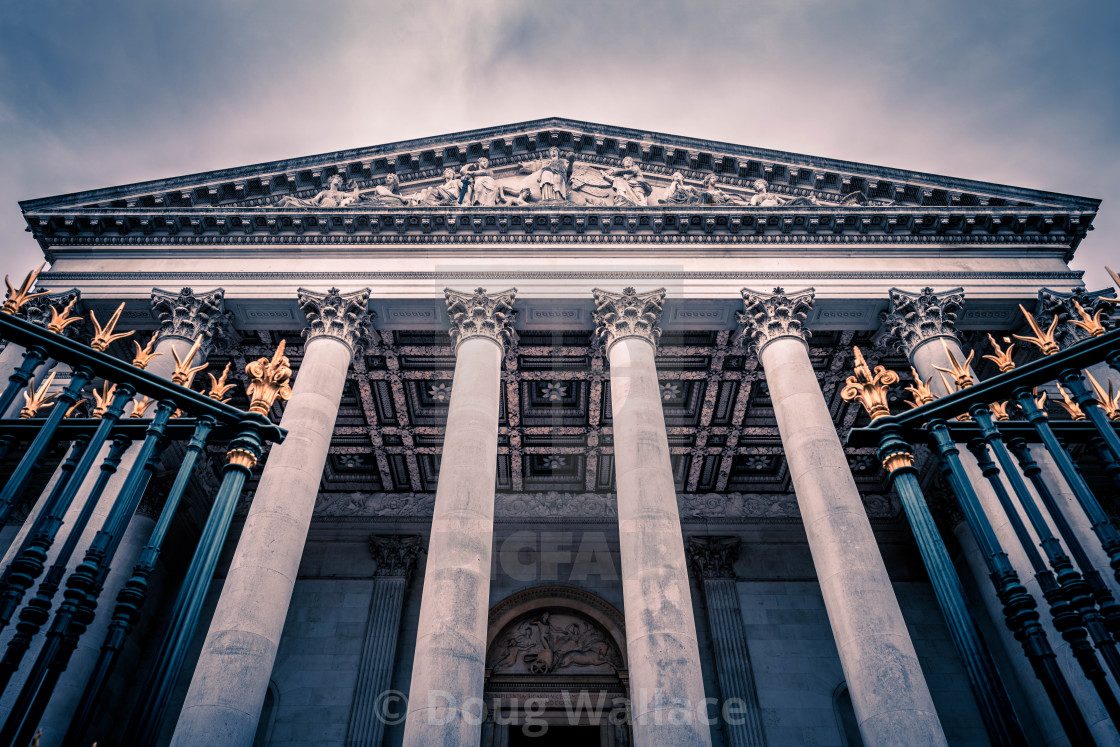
[{"x1": 483, "y1": 587, "x2": 631, "y2": 746}]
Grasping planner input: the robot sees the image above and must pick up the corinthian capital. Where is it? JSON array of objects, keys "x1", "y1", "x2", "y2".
[
  {"x1": 686, "y1": 536, "x2": 740, "y2": 580},
  {"x1": 369, "y1": 535, "x2": 424, "y2": 579},
  {"x1": 297, "y1": 287, "x2": 376, "y2": 353},
  {"x1": 445, "y1": 287, "x2": 517, "y2": 352},
  {"x1": 151, "y1": 287, "x2": 230, "y2": 355},
  {"x1": 737, "y1": 287, "x2": 814, "y2": 354},
  {"x1": 879, "y1": 286, "x2": 963, "y2": 354},
  {"x1": 19, "y1": 288, "x2": 82, "y2": 333},
  {"x1": 1035, "y1": 286, "x2": 1115, "y2": 348},
  {"x1": 592, "y1": 287, "x2": 665, "y2": 351}
]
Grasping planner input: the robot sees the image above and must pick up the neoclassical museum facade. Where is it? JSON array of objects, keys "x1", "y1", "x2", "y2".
[{"x1": 0, "y1": 118, "x2": 1116, "y2": 746}]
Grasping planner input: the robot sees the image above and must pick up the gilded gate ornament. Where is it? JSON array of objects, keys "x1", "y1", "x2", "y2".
[
  {"x1": 89, "y1": 302, "x2": 134, "y2": 352},
  {"x1": 46, "y1": 297, "x2": 82, "y2": 335},
  {"x1": 905, "y1": 367, "x2": 937, "y2": 409},
  {"x1": 131, "y1": 332, "x2": 162, "y2": 369},
  {"x1": 840, "y1": 346, "x2": 899, "y2": 421},
  {"x1": 1013, "y1": 304, "x2": 1060, "y2": 355},
  {"x1": 206, "y1": 362, "x2": 236, "y2": 403},
  {"x1": 170, "y1": 336, "x2": 208, "y2": 387},
  {"x1": 19, "y1": 372, "x2": 57, "y2": 419},
  {"x1": 1086, "y1": 371, "x2": 1120, "y2": 421},
  {"x1": 983, "y1": 335, "x2": 1016, "y2": 373},
  {"x1": 931, "y1": 340, "x2": 975, "y2": 390},
  {"x1": 1, "y1": 265, "x2": 48, "y2": 315},
  {"x1": 245, "y1": 341, "x2": 293, "y2": 415}
]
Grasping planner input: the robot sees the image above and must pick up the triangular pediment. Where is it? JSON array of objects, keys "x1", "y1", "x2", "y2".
[{"x1": 20, "y1": 117, "x2": 1098, "y2": 214}]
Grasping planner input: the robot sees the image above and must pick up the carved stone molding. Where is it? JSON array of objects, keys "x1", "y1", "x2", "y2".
[
  {"x1": 879, "y1": 286, "x2": 964, "y2": 354},
  {"x1": 297, "y1": 286, "x2": 376, "y2": 353},
  {"x1": 368, "y1": 534, "x2": 424, "y2": 579},
  {"x1": 444, "y1": 286, "x2": 516, "y2": 353},
  {"x1": 591, "y1": 286, "x2": 665, "y2": 351},
  {"x1": 150, "y1": 286, "x2": 231, "y2": 355},
  {"x1": 737, "y1": 286, "x2": 815, "y2": 354},
  {"x1": 686, "y1": 536, "x2": 741, "y2": 579},
  {"x1": 1035, "y1": 286, "x2": 1115, "y2": 347}
]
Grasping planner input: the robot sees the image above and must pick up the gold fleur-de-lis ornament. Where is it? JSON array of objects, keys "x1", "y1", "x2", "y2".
[
  {"x1": 131, "y1": 332, "x2": 162, "y2": 369},
  {"x1": 89, "y1": 302, "x2": 134, "y2": 351},
  {"x1": 982, "y1": 334, "x2": 1016, "y2": 373},
  {"x1": 19, "y1": 371, "x2": 57, "y2": 419},
  {"x1": 47, "y1": 297, "x2": 81, "y2": 335},
  {"x1": 904, "y1": 367, "x2": 936, "y2": 410},
  {"x1": 839, "y1": 346, "x2": 899, "y2": 420},
  {"x1": 207, "y1": 362, "x2": 236, "y2": 403},
  {"x1": 931, "y1": 340, "x2": 975, "y2": 391},
  {"x1": 1, "y1": 264, "x2": 48, "y2": 315},
  {"x1": 245, "y1": 341, "x2": 293, "y2": 415},
  {"x1": 1012, "y1": 304, "x2": 1059, "y2": 356},
  {"x1": 170, "y1": 336, "x2": 208, "y2": 387},
  {"x1": 91, "y1": 381, "x2": 118, "y2": 419}
]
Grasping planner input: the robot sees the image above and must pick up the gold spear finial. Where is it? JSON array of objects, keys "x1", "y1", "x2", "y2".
[
  {"x1": 936, "y1": 371, "x2": 971, "y2": 421},
  {"x1": 1086, "y1": 371, "x2": 1120, "y2": 421},
  {"x1": 130, "y1": 395, "x2": 153, "y2": 419},
  {"x1": 1012, "y1": 304, "x2": 1059, "y2": 355},
  {"x1": 840, "y1": 346, "x2": 899, "y2": 420},
  {"x1": 990, "y1": 401, "x2": 1012, "y2": 421},
  {"x1": 131, "y1": 332, "x2": 162, "y2": 369},
  {"x1": 1054, "y1": 384, "x2": 1086, "y2": 420},
  {"x1": 170, "y1": 336, "x2": 208, "y2": 387},
  {"x1": 982, "y1": 334, "x2": 1016, "y2": 373},
  {"x1": 206, "y1": 362, "x2": 236, "y2": 403},
  {"x1": 904, "y1": 367, "x2": 936, "y2": 410},
  {"x1": 47, "y1": 297, "x2": 81, "y2": 335},
  {"x1": 931, "y1": 339, "x2": 975, "y2": 390},
  {"x1": 19, "y1": 371, "x2": 57, "y2": 419},
  {"x1": 65, "y1": 395, "x2": 88, "y2": 418},
  {"x1": 91, "y1": 381, "x2": 118, "y2": 419},
  {"x1": 1102, "y1": 266, "x2": 1120, "y2": 304},
  {"x1": 245, "y1": 340, "x2": 293, "y2": 415},
  {"x1": 1071, "y1": 299, "x2": 1107, "y2": 338},
  {"x1": 1, "y1": 264, "x2": 48, "y2": 315},
  {"x1": 89, "y1": 302, "x2": 135, "y2": 351}
]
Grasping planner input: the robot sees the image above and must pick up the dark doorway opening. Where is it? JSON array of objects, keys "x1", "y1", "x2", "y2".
[{"x1": 507, "y1": 724, "x2": 601, "y2": 746}]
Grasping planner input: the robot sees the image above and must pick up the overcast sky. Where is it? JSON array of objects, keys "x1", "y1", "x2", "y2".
[{"x1": 1, "y1": 1, "x2": 1117, "y2": 290}]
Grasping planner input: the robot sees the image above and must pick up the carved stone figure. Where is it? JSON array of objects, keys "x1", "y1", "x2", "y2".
[
  {"x1": 359, "y1": 173, "x2": 410, "y2": 206},
  {"x1": 276, "y1": 174, "x2": 361, "y2": 209},
  {"x1": 407, "y1": 168, "x2": 463, "y2": 206},
  {"x1": 569, "y1": 156, "x2": 651, "y2": 207},
  {"x1": 460, "y1": 157, "x2": 503, "y2": 206},
  {"x1": 519, "y1": 146, "x2": 569, "y2": 202},
  {"x1": 659, "y1": 172, "x2": 700, "y2": 204},
  {"x1": 700, "y1": 174, "x2": 750, "y2": 206},
  {"x1": 490, "y1": 611, "x2": 622, "y2": 674}
]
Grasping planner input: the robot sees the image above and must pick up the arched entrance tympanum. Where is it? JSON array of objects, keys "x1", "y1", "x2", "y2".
[{"x1": 482, "y1": 586, "x2": 631, "y2": 746}]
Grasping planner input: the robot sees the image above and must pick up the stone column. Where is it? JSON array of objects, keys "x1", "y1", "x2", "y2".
[
  {"x1": 20, "y1": 287, "x2": 229, "y2": 746},
  {"x1": 402, "y1": 287, "x2": 514, "y2": 746},
  {"x1": 740, "y1": 287, "x2": 946, "y2": 746},
  {"x1": 883, "y1": 286, "x2": 1116, "y2": 744},
  {"x1": 346, "y1": 535, "x2": 423, "y2": 747},
  {"x1": 686, "y1": 537, "x2": 766, "y2": 747},
  {"x1": 171, "y1": 287, "x2": 373, "y2": 747},
  {"x1": 593, "y1": 287, "x2": 711, "y2": 747}
]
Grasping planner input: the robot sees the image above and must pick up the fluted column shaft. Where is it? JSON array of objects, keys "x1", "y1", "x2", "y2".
[
  {"x1": 347, "y1": 536, "x2": 421, "y2": 747},
  {"x1": 744, "y1": 287, "x2": 945, "y2": 746},
  {"x1": 403, "y1": 286, "x2": 513, "y2": 747},
  {"x1": 594, "y1": 287, "x2": 711, "y2": 747},
  {"x1": 171, "y1": 287, "x2": 370, "y2": 747},
  {"x1": 688, "y1": 538, "x2": 766, "y2": 747}
]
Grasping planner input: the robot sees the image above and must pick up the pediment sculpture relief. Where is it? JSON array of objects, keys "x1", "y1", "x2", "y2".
[
  {"x1": 488, "y1": 611, "x2": 623, "y2": 675},
  {"x1": 270, "y1": 151, "x2": 895, "y2": 210}
]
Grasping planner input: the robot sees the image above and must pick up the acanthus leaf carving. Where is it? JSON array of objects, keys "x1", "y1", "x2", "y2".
[
  {"x1": 592, "y1": 287, "x2": 665, "y2": 350},
  {"x1": 445, "y1": 286, "x2": 516, "y2": 353},
  {"x1": 1034, "y1": 286, "x2": 1115, "y2": 348},
  {"x1": 150, "y1": 286, "x2": 230, "y2": 356},
  {"x1": 297, "y1": 286, "x2": 376, "y2": 353},
  {"x1": 878, "y1": 286, "x2": 964, "y2": 355},
  {"x1": 368, "y1": 534, "x2": 424, "y2": 579},
  {"x1": 686, "y1": 536, "x2": 741, "y2": 579},
  {"x1": 737, "y1": 286, "x2": 815, "y2": 354}
]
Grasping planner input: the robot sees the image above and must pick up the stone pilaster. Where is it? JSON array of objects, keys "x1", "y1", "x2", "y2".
[
  {"x1": 593, "y1": 287, "x2": 711, "y2": 747},
  {"x1": 402, "y1": 287, "x2": 513, "y2": 747},
  {"x1": 686, "y1": 537, "x2": 766, "y2": 747},
  {"x1": 740, "y1": 287, "x2": 946, "y2": 746},
  {"x1": 171, "y1": 287, "x2": 372, "y2": 747},
  {"x1": 346, "y1": 535, "x2": 423, "y2": 747}
]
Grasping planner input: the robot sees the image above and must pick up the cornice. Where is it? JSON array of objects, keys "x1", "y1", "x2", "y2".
[{"x1": 40, "y1": 269, "x2": 1085, "y2": 282}]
